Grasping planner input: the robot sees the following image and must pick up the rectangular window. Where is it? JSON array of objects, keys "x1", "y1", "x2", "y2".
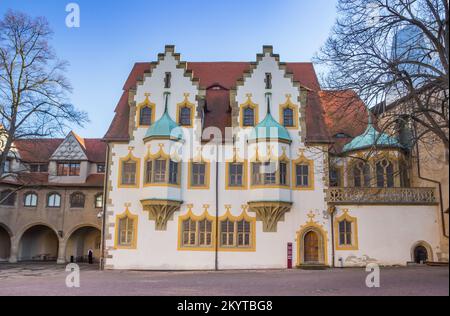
[
  {"x1": 198, "y1": 220, "x2": 212, "y2": 246},
  {"x1": 179, "y1": 107, "x2": 192, "y2": 126},
  {"x1": 121, "y1": 161, "x2": 136, "y2": 185},
  {"x1": 263, "y1": 162, "x2": 276, "y2": 185},
  {"x1": 265, "y1": 73, "x2": 272, "y2": 89},
  {"x1": 237, "y1": 220, "x2": 251, "y2": 247},
  {"x1": 229, "y1": 163, "x2": 244, "y2": 187},
  {"x1": 57, "y1": 162, "x2": 80, "y2": 176},
  {"x1": 164, "y1": 72, "x2": 171, "y2": 89},
  {"x1": 119, "y1": 217, "x2": 134, "y2": 246},
  {"x1": 145, "y1": 161, "x2": 153, "y2": 183},
  {"x1": 220, "y1": 220, "x2": 235, "y2": 247},
  {"x1": 251, "y1": 163, "x2": 262, "y2": 185},
  {"x1": 191, "y1": 163, "x2": 206, "y2": 187},
  {"x1": 182, "y1": 219, "x2": 197, "y2": 247},
  {"x1": 29, "y1": 163, "x2": 49, "y2": 173},
  {"x1": 338, "y1": 220, "x2": 352, "y2": 246},
  {"x1": 296, "y1": 164, "x2": 309, "y2": 187},
  {"x1": 153, "y1": 160, "x2": 167, "y2": 183},
  {"x1": 279, "y1": 162, "x2": 288, "y2": 186},
  {"x1": 330, "y1": 168, "x2": 341, "y2": 187},
  {"x1": 97, "y1": 163, "x2": 106, "y2": 173},
  {"x1": 169, "y1": 161, "x2": 179, "y2": 185}
]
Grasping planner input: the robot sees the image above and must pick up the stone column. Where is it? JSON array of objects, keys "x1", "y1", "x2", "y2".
[
  {"x1": 8, "y1": 238, "x2": 18, "y2": 263},
  {"x1": 57, "y1": 240, "x2": 66, "y2": 264}
]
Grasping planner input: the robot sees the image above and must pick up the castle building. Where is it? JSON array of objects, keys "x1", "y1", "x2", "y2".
[
  {"x1": 0, "y1": 132, "x2": 105, "y2": 264},
  {"x1": 102, "y1": 46, "x2": 447, "y2": 270}
]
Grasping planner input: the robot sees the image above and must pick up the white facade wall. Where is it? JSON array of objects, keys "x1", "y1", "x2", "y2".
[
  {"x1": 334, "y1": 205, "x2": 441, "y2": 267},
  {"x1": 105, "y1": 50, "x2": 331, "y2": 270}
]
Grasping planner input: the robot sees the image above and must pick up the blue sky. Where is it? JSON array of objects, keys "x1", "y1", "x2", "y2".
[{"x1": 0, "y1": 0, "x2": 337, "y2": 138}]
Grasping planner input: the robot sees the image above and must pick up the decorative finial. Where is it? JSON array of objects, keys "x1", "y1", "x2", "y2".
[
  {"x1": 224, "y1": 205, "x2": 232, "y2": 213},
  {"x1": 203, "y1": 204, "x2": 210, "y2": 212}
]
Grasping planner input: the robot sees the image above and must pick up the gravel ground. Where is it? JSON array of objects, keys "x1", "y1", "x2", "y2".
[{"x1": 0, "y1": 263, "x2": 448, "y2": 296}]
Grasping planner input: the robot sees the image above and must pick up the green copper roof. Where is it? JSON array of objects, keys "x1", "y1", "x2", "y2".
[
  {"x1": 249, "y1": 113, "x2": 292, "y2": 143},
  {"x1": 144, "y1": 111, "x2": 183, "y2": 142},
  {"x1": 342, "y1": 124, "x2": 402, "y2": 153}
]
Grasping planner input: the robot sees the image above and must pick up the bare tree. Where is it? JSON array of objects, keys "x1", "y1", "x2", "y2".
[
  {"x1": 316, "y1": 0, "x2": 449, "y2": 150},
  {"x1": 0, "y1": 10, "x2": 88, "y2": 178}
]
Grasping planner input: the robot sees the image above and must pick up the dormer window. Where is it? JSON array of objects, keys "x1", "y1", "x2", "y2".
[
  {"x1": 164, "y1": 72, "x2": 172, "y2": 89},
  {"x1": 57, "y1": 162, "x2": 80, "y2": 176},
  {"x1": 265, "y1": 73, "x2": 272, "y2": 89}
]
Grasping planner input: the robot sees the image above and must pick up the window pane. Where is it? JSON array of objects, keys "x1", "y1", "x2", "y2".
[
  {"x1": 180, "y1": 107, "x2": 191, "y2": 126},
  {"x1": 229, "y1": 163, "x2": 243, "y2": 186},
  {"x1": 296, "y1": 164, "x2": 309, "y2": 187},
  {"x1": 145, "y1": 161, "x2": 152, "y2": 183},
  {"x1": 283, "y1": 108, "x2": 294, "y2": 127},
  {"x1": 122, "y1": 161, "x2": 136, "y2": 185},
  {"x1": 153, "y1": 160, "x2": 166, "y2": 183},
  {"x1": 376, "y1": 162, "x2": 385, "y2": 188},
  {"x1": 279, "y1": 162, "x2": 287, "y2": 185},
  {"x1": 243, "y1": 107, "x2": 254, "y2": 127},
  {"x1": 386, "y1": 162, "x2": 394, "y2": 188},
  {"x1": 140, "y1": 107, "x2": 152, "y2": 126},
  {"x1": 252, "y1": 163, "x2": 262, "y2": 185},
  {"x1": 169, "y1": 161, "x2": 179, "y2": 184},
  {"x1": 192, "y1": 163, "x2": 206, "y2": 186}
]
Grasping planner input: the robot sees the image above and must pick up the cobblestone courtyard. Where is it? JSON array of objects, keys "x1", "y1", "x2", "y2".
[{"x1": 0, "y1": 263, "x2": 448, "y2": 296}]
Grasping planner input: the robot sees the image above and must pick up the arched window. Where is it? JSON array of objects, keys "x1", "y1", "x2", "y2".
[
  {"x1": 24, "y1": 192, "x2": 38, "y2": 207},
  {"x1": 47, "y1": 193, "x2": 61, "y2": 208},
  {"x1": 283, "y1": 108, "x2": 294, "y2": 127},
  {"x1": 352, "y1": 162, "x2": 371, "y2": 187},
  {"x1": 179, "y1": 107, "x2": 192, "y2": 126},
  {"x1": 376, "y1": 159, "x2": 395, "y2": 188},
  {"x1": 0, "y1": 190, "x2": 16, "y2": 206},
  {"x1": 243, "y1": 107, "x2": 255, "y2": 127},
  {"x1": 70, "y1": 192, "x2": 85, "y2": 208},
  {"x1": 139, "y1": 106, "x2": 152, "y2": 126},
  {"x1": 94, "y1": 193, "x2": 103, "y2": 209}
]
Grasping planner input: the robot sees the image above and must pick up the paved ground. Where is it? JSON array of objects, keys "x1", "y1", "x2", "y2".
[{"x1": 0, "y1": 263, "x2": 448, "y2": 296}]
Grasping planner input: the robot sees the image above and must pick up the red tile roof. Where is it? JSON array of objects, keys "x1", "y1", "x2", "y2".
[
  {"x1": 3, "y1": 137, "x2": 106, "y2": 187},
  {"x1": 319, "y1": 90, "x2": 375, "y2": 153},
  {"x1": 104, "y1": 61, "x2": 331, "y2": 144},
  {"x1": 13, "y1": 138, "x2": 106, "y2": 163}
]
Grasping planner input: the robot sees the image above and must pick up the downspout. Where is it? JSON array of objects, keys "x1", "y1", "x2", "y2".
[
  {"x1": 215, "y1": 147, "x2": 219, "y2": 271},
  {"x1": 413, "y1": 123, "x2": 448, "y2": 239},
  {"x1": 330, "y1": 208, "x2": 336, "y2": 268},
  {"x1": 327, "y1": 148, "x2": 336, "y2": 268},
  {"x1": 100, "y1": 142, "x2": 111, "y2": 270}
]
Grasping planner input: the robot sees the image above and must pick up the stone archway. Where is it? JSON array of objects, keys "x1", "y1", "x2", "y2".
[
  {"x1": 0, "y1": 224, "x2": 11, "y2": 262},
  {"x1": 18, "y1": 225, "x2": 59, "y2": 262},
  {"x1": 65, "y1": 226, "x2": 101, "y2": 263}
]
